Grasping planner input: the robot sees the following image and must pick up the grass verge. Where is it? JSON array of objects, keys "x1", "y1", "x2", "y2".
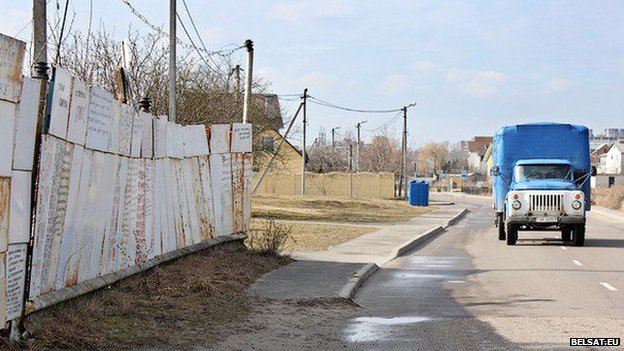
[
  {"x1": 250, "y1": 219, "x2": 379, "y2": 251},
  {"x1": 252, "y1": 195, "x2": 433, "y2": 223},
  {"x1": 593, "y1": 186, "x2": 624, "y2": 211},
  {"x1": 1, "y1": 245, "x2": 291, "y2": 351}
]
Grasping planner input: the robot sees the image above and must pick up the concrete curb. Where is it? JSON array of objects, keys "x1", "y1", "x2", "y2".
[
  {"x1": 340, "y1": 207, "x2": 470, "y2": 300},
  {"x1": 338, "y1": 263, "x2": 379, "y2": 299}
]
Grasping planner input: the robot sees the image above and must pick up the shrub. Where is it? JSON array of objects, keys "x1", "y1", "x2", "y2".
[{"x1": 246, "y1": 219, "x2": 293, "y2": 256}]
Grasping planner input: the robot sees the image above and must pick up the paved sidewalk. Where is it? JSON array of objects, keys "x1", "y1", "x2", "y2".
[{"x1": 251, "y1": 205, "x2": 467, "y2": 299}]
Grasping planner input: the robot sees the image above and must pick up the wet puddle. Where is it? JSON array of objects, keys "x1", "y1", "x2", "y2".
[{"x1": 345, "y1": 316, "x2": 432, "y2": 342}]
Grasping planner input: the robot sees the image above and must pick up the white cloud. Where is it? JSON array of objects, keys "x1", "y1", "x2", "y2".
[
  {"x1": 462, "y1": 71, "x2": 507, "y2": 97},
  {"x1": 446, "y1": 68, "x2": 463, "y2": 82},
  {"x1": 446, "y1": 68, "x2": 507, "y2": 97},
  {"x1": 541, "y1": 78, "x2": 576, "y2": 94},
  {"x1": 412, "y1": 61, "x2": 437, "y2": 72},
  {"x1": 297, "y1": 72, "x2": 336, "y2": 93},
  {"x1": 268, "y1": 1, "x2": 352, "y2": 22},
  {"x1": 379, "y1": 74, "x2": 410, "y2": 96}
]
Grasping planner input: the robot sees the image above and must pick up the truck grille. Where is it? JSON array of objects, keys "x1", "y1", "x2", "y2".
[{"x1": 529, "y1": 194, "x2": 564, "y2": 212}]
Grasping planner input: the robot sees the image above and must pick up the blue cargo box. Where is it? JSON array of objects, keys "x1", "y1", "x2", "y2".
[{"x1": 492, "y1": 123, "x2": 591, "y2": 212}]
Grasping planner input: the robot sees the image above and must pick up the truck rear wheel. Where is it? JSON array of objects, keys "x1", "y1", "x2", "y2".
[
  {"x1": 497, "y1": 213, "x2": 506, "y2": 241},
  {"x1": 561, "y1": 228, "x2": 572, "y2": 242},
  {"x1": 506, "y1": 224, "x2": 518, "y2": 245},
  {"x1": 573, "y1": 224, "x2": 585, "y2": 247}
]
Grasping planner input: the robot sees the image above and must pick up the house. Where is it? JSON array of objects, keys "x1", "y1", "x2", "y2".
[
  {"x1": 591, "y1": 143, "x2": 610, "y2": 173},
  {"x1": 482, "y1": 142, "x2": 494, "y2": 178},
  {"x1": 602, "y1": 142, "x2": 624, "y2": 175},
  {"x1": 466, "y1": 136, "x2": 493, "y2": 174},
  {"x1": 255, "y1": 129, "x2": 303, "y2": 174}
]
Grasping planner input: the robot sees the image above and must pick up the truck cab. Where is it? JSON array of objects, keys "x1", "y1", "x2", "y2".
[
  {"x1": 503, "y1": 159, "x2": 588, "y2": 245},
  {"x1": 491, "y1": 123, "x2": 592, "y2": 247}
]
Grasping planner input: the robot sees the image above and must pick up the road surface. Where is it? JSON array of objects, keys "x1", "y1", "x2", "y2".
[{"x1": 344, "y1": 195, "x2": 624, "y2": 350}]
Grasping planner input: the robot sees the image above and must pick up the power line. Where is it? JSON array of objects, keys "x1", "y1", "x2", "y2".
[
  {"x1": 121, "y1": 0, "x2": 244, "y2": 57},
  {"x1": 180, "y1": 0, "x2": 225, "y2": 72},
  {"x1": 308, "y1": 95, "x2": 416, "y2": 114}
]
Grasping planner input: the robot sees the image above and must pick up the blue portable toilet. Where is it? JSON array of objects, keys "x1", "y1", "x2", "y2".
[
  {"x1": 408, "y1": 180, "x2": 419, "y2": 206},
  {"x1": 418, "y1": 181, "x2": 430, "y2": 206}
]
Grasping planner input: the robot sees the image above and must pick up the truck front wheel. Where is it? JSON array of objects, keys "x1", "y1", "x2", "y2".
[
  {"x1": 497, "y1": 213, "x2": 506, "y2": 241},
  {"x1": 561, "y1": 228, "x2": 572, "y2": 242},
  {"x1": 573, "y1": 224, "x2": 585, "y2": 247},
  {"x1": 506, "y1": 224, "x2": 518, "y2": 245}
]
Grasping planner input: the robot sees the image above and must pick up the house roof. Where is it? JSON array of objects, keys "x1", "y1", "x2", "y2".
[
  {"x1": 609, "y1": 142, "x2": 624, "y2": 154},
  {"x1": 467, "y1": 136, "x2": 493, "y2": 156},
  {"x1": 252, "y1": 94, "x2": 283, "y2": 130},
  {"x1": 591, "y1": 143, "x2": 611, "y2": 155}
]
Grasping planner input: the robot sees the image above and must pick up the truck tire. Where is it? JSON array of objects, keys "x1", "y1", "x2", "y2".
[
  {"x1": 497, "y1": 214, "x2": 506, "y2": 241},
  {"x1": 561, "y1": 228, "x2": 572, "y2": 242},
  {"x1": 506, "y1": 224, "x2": 518, "y2": 246},
  {"x1": 573, "y1": 224, "x2": 585, "y2": 247}
]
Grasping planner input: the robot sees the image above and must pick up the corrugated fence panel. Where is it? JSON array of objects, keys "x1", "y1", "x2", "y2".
[
  {"x1": 231, "y1": 154, "x2": 244, "y2": 234},
  {"x1": 0, "y1": 34, "x2": 25, "y2": 103},
  {"x1": 211, "y1": 154, "x2": 233, "y2": 236},
  {"x1": 46, "y1": 67, "x2": 71, "y2": 139},
  {"x1": 243, "y1": 154, "x2": 253, "y2": 232},
  {"x1": 13, "y1": 78, "x2": 41, "y2": 171},
  {"x1": 66, "y1": 78, "x2": 89, "y2": 146},
  {"x1": 0, "y1": 101, "x2": 16, "y2": 177}
]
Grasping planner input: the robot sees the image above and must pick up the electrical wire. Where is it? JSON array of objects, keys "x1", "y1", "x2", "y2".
[
  {"x1": 121, "y1": 0, "x2": 244, "y2": 57},
  {"x1": 308, "y1": 95, "x2": 415, "y2": 114}
]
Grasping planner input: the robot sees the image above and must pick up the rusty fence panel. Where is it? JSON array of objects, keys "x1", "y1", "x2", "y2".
[{"x1": 0, "y1": 32, "x2": 254, "y2": 328}]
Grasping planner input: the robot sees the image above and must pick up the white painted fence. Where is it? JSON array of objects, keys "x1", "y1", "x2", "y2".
[{"x1": 0, "y1": 33, "x2": 253, "y2": 327}]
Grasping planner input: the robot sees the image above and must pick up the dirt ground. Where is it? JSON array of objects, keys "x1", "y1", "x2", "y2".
[
  {"x1": 592, "y1": 185, "x2": 624, "y2": 211},
  {"x1": 197, "y1": 298, "x2": 360, "y2": 351},
  {"x1": 250, "y1": 219, "x2": 379, "y2": 251},
  {"x1": 252, "y1": 195, "x2": 433, "y2": 223},
  {"x1": 0, "y1": 245, "x2": 293, "y2": 351}
]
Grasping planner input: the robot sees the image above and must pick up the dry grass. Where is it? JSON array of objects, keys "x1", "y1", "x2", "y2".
[
  {"x1": 250, "y1": 219, "x2": 379, "y2": 252},
  {"x1": 252, "y1": 195, "x2": 433, "y2": 223},
  {"x1": 1, "y1": 245, "x2": 291, "y2": 351},
  {"x1": 593, "y1": 186, "x2": 624, "y2": 211}
]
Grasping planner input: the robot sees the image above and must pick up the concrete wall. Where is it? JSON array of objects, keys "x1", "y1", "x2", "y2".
[
  {"x1": 254, "y1": 172, "x2": 395, "y2": 198},
  {"x1": 592, "y1": 175, "x2": 624, "y2": 188}
]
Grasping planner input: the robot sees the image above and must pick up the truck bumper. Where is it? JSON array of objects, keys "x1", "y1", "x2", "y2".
[{"x1": 507, "y1": 216, "x2": 585, "y2": 226}]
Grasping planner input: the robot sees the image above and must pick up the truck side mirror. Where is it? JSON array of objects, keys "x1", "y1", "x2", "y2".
[
  {"x1": 591, "y1": 166, "x2": 597, "y2": 176},
  {"x1": 490, "y1": 165, "x2": 500, "y2": 176}
]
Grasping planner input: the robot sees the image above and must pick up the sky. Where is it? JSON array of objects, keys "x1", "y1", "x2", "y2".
[{"x1": 2, "y1": 0, "x2": 624, "y2": 147}]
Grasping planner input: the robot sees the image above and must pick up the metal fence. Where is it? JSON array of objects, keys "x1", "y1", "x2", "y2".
[{"x1": 0, "y1": 33, "x2": 252, "y2": 327}]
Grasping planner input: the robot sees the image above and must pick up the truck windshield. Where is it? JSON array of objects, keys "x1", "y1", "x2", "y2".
[{"x1": 514, "y1": 164, "x2": 572, "y2": 181}]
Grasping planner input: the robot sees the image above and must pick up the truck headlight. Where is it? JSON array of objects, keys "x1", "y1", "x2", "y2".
[
  {"x1": 512, "y1": 200, "x2": 522, "y2": 210},
  {"x1": 572, "y1": 200, "x2": 582, "y2": 210}
]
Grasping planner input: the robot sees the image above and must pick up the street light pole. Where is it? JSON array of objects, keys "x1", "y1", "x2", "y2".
[
  {"x1": 331, "y1": 126, "x2": 341, "y2": 150},
  {"x1": 356, "y1": 120, "x2": 367, "y2": 172}
]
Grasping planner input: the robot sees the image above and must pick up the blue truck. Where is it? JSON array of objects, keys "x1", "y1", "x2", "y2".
[{"x1": 491, "y1": 123, "x2": 595, "y2": 246}]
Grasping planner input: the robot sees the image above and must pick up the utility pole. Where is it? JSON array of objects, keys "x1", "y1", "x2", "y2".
[
  {"x1": 331, "y1": 126, "x2": 340, "y2": 150},
  {"x1": 32, "y1": 0, "x2": 47, "y2": 72},
  {"x1": 301, "y1": 88, "x2": 308, "y2": 195},
  {"x1": 233, "y1": 64, "x2": 241, "y2": 101},
  {"x1": 349, "y1": 144, "x2": 354, "y2": 198},
  {"x1": 168, "y1": 0, "x2": 176, "y2": 123},
  {"x1": 242, "y1": 39, "x2": 254, "y2": 123},
  {"x1": 402, "y1": 106, "x2": 408, "y2": 198},
  {"x1": 356, "y1": 120, "x2": 366, "y2": 172}
]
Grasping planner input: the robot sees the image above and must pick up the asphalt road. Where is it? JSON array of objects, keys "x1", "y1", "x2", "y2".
[{"x1": 343, "y1": 195, "x2": 624, "y2": 351}]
